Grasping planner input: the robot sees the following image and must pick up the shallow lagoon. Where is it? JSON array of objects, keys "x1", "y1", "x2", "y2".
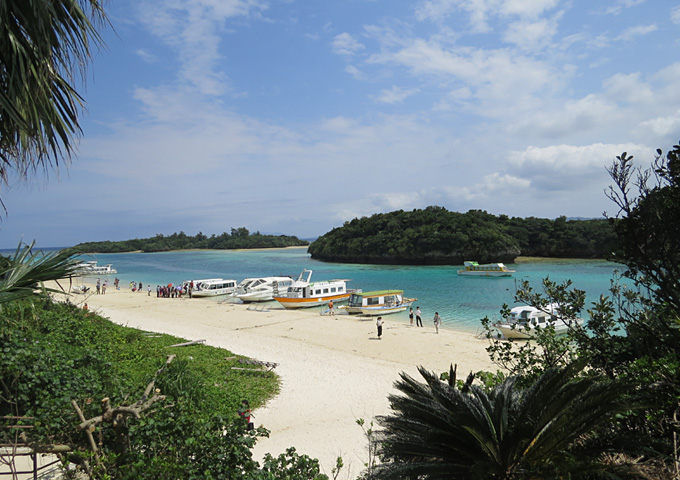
[{"x1": 75, "y1": 247, "x2": 624, "y2": 333}]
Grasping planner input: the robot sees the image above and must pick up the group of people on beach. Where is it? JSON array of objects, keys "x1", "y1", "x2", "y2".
[{"x1": 377, "y1": 306, "x2": 441, "y2": 339}]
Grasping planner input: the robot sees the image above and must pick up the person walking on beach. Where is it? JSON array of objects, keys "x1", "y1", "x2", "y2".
[
  {"x1": 416, "y1": 306, "x2": 423, "y2": 327},
  {"x1": 328, "y1": 300, "x2": 334, "y2": 315},
  {"x1": 96, "y1": 279, "x2": 101, "y2": 294},
  {"x1": 409, "y1": 307, "x2": 414, "y2": 326},
  {"x1": 376, "y1": 316, "x2": 384, "y2": 339},
  {"x1": 433, "y1": 312, "x2": 441, "y2": 334}
]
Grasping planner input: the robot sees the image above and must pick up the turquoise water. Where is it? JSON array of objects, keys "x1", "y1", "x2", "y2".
[{"x1": 73, "y1": 248, "x2": 624, "y2": 334}]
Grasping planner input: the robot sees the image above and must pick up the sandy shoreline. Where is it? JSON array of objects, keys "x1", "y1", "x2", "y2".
[{"x1": 55, "y1": 282, "x2": 497, "y2": 479}]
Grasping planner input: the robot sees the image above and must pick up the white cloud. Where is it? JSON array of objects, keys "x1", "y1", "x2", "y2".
[
  {"x1": 415, "y1": 0, "x2": 561, "y2": 30},
  {"x1": 135, "y1": 0, "x2": 267, "y2": 96},
  {"x1": 503, "y1": 18, "x2": 557, "y2": 51},
  {"x1": 672, "y1": 6, "x2": 680, "y2": 25},
  {"x1": 332, "y1": 32, "x2": 365, "y2": 56},
  {"x1": 614, "y1": 24, "x2": 658, "y2": 41},
  {"x1": 374, "y1": 86, "x2": 420, "y2": 104},
  {"x1": 135, "y1": 49, "x2": 159, "y2": 63}
]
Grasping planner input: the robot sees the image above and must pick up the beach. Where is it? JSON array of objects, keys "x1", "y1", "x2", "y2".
[{"x1": 58, "y1": 284, "x2": 497, "y2": 479}]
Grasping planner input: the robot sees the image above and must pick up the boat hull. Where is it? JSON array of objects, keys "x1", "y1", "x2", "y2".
[
  {"x1": 458, "y1": 271, "x2": 513, "y2": 277},
  {"x1": 349, "y1": 302, "x2": 412, "y2": 316},
  {"x1": 274, "y1": 292, "x2": 351, "y2": 309}
]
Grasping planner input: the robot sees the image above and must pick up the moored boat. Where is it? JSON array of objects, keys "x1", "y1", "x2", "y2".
[
  {"x1": 457, "y1": 261, "x2": 515, "y2": 277},
  {"x1": 342, "y1": 290, "x2": 416, "y2": 316},
  {"x1": 233, "y1": 276, "x2": 294, "y2": 302},
  {"x1": 76, "y1": 260, "x2": 117, "y2": 275},
  {"x1": 189, "y1": 278, "x2": 238, "y2": 297},
  {"x1": 273, "y1": 269, "x2": 353, "y2": 309},
  {"x1": 493, "y1": 303, "x2": 584, "y2": 339}
]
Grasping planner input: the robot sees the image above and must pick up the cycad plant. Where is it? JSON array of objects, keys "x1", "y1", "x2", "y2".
[
  {"x1": 373, "y1": 361, "x2": 647, "y2": 479},
  {"x1": 0, "y1": 242, "x2": 81, "y2": 304}
]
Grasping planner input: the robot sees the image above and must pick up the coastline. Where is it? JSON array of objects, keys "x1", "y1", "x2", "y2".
[{"x1": 54, "y1": 282, "x2": 497, "y2": 478}]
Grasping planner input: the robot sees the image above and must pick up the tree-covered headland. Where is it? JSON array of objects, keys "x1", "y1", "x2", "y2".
[
  {"x1": 308, "y1": 209, "x2": 617, "y2": 265},
  {"x1": 73, "y1": 227, "x2": 309, "y2": 253}
]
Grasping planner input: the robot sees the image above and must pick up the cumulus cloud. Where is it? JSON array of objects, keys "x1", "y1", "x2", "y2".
[{"x1": 332, "y1": 32, "x2": 365, "y2": 56}]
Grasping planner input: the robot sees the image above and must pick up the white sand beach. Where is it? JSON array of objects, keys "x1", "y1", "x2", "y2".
[{"x1": 57, "y1": 283, "x2": 497, "y2": 479}]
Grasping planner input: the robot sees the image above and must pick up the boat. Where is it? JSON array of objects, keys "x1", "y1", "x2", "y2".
[
  {"x1": 188, "y1": 278, "x2": 238, "y2": 297},
  {"x1": 233, "y1": 276, "x2": 294, "y2": 302},
  {"x1": 76, "y1": 260, "x2": 117, "y2": 275},
  {"x1": 457, "y1": 261, "x2": 515, "y2": 277},
  {"x1": 273, "y1": 269, "x2": 353, "y2": 309},
  {"x1": 493, "y1": 303, "x2": 584, "y2": 339},
  {"x1": 342, "y1": 290, "x2": 416, "y2": 316}
]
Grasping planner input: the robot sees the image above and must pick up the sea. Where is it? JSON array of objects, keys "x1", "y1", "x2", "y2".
[{"x1": 60, "y1": 247, "x2": 626, "y2": 334}]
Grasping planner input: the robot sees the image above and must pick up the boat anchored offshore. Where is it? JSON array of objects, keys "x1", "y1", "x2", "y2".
[
  {"x1": 233, "y1": 276, "x2": 294, "y2": 302},
  {"x1": 76, "y1": 260, "x2": 117, "y2": 275},
  {"x1": 188, "y1": 278, "x2": 238, "y2": 298},
  {"x1": 342, "y1": 290, "x2": 416, "y2": 316},
  {"x1": 273, "y1": 269, "x2": 353, "y2": 309},
  {"x1": 457, "y1": 261, "x2": 515, "y2": 277},
  {"x1": 493, "y1": 303, "x2": 584, "y2": 339}
]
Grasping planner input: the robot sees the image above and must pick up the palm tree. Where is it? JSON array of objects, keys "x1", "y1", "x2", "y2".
[
  {"x1": 373, "y1": 361, "x2": 647, "y2": 479},
  {"x1": 0, "y1": 0, "x2": 108, "y2": 206}
]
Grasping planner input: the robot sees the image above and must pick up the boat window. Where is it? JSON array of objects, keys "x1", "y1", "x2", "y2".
[
  {"x1": 331, "y1": 287, "x2": 336, "y2": 293},
  {"x1": 520, "y1": 310, "x2": 530, "y2": 319},
  {"x1": 538, "y1": 317, "x2": 546, "y2": 324},
  {"x1": 338, "y1": 286, "x2": 344, "y2": 292},
  {"x1": 367, "y1": 297, "x2": 379, "y2": 306},
  {"x1": 323, "y1": 288, "x2": 329, "y2": 294}
]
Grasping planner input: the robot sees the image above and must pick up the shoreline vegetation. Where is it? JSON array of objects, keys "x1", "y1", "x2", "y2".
[
  {"x1": 72, "y1": 208, "x2": 618, "y2": 265},
  {"x1": 47, "y1": 280, "x2": 496, "y2": 478}
]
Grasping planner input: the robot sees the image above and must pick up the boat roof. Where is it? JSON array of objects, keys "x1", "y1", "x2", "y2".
[{"x1": 352, "y1": 289, "x2": 403, "y2": 297}]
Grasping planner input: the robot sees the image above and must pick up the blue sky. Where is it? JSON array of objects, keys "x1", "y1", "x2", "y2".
[{"x1": 2, "y1": 0, "x2": 680, "y2": 248}]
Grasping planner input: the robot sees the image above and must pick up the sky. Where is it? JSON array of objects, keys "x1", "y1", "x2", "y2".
[{"x1": 2, "y1": 0, "x2": 680, "y2": 248}]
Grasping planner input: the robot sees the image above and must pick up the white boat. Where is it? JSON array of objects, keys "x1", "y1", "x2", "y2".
[
  {"x1": 493, "y1": 303, "x2": 584, "y2": 339},
  {"x1": 233, "y1": 276, "x2": 294, "y2": 302},
  {"x1": 342, "y1": 290, "x2": 416, "y2": 316},
  {"x1": 273, "y1": 269, "x2": 353, "y2": 309},
  {"x1": 76, "y1": 260, "x2": 117, "y2": 275},
  {"x1": 189, "y1": 278, "x2": 238, "y2": 297},
  {"x1": 457, "y1": 261, "x2": 515, "y2": 277}
]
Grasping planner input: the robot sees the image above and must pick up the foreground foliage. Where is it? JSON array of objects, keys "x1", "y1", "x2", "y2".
[
  {"x1": 0, "y1": 296, "x2": 329, "y2": 479},
  {"x1": 0, "y1": 0, "x2": 108, "y2": 206},
  {"x1": 375, "y1": 362, "x2": 647, "y2": 479}
]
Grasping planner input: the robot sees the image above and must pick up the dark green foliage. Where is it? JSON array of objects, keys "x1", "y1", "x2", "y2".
[
  {"x1": 0, "y1": 0, "x2": 108, "y2": 205},
  {"x1": 308, "y1": 207, "x2": 617, "y2": 265},
  {"x1": 0, "y1": 298, "x2": 281, "y2": 473},
  {"x1": 374, "y1": 361, "x2": 647, "y2": 480},
  {"x1": 73, "y1": 229, "x2": 309, "y2": 253}
]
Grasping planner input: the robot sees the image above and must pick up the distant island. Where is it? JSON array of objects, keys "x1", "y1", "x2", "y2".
[
  {"x1": 73, "y1": 228, "x2": 309, "y2": 253},
  {"x1": 307, "y1": 207, "x2": 618, "y2": 265}
]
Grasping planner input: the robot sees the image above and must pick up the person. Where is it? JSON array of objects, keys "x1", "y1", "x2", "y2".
[
  {"x1": 416, "y1": 306, "x2": 423, "y2": 327},
  {"x1": 376, "y1": 316, "x2": 383, "y2": 339},
  {"x1": 147, "y1": 285, "x2": 151, "y2": 296},
  {"x1": 96, "y1": 279, "x2": 101, "y2": 294},
  {"x1": 409, "y1": 307, "x2": 414, "y2": 326},
  {"x1": 433, "y1": 312, "x2": 441, "y2": 334},
  {"x1": 83, "y1": 303, "x2": 88, "y2": 311},
  {"x1": 328, "y1": 299, "x2": 334, "y2": 315},
  {"x1": 238, "y1": 400, "x2": 254, "y2": 430}
]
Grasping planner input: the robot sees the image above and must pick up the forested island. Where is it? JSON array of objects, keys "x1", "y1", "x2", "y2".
[
  {"x1": 73, "y1": 228, "x2": 309, "y2": 253},
  {"x1": 307, "y1": 207, "x2": 618, "y2": 265}
]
